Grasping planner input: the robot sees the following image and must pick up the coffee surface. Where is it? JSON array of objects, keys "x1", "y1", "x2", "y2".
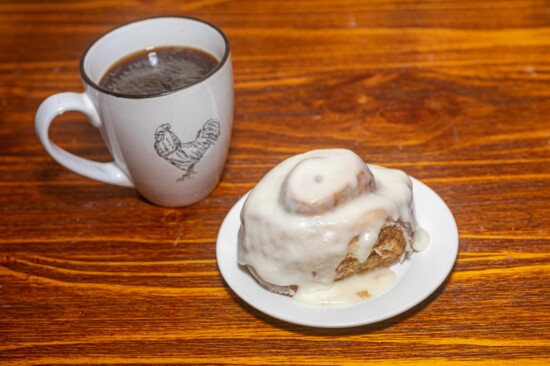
[{"x1": 99, "y1": 46, "x2": 218, "y2": 95}]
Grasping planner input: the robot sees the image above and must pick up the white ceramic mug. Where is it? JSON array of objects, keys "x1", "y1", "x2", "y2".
[{"x1": 35, "y1": 17, "x2": 233, "y2": 207}]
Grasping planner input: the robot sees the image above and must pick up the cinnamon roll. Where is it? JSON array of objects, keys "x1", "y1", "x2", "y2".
[{"x1": 237, "y1": 149, "x2": 422, "y2": 306}]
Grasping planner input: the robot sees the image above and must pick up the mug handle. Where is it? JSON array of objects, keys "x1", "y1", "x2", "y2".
[{"x1": 35, "y1": 92, "x2": 134, "y2": 187}]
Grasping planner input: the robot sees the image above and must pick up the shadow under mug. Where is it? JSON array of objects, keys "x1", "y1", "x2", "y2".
[{"x1": 35, "y1": 16, "x2": 234, "y2": 207}]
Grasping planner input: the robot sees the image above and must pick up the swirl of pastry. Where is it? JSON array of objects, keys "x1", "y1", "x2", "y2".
[{"x1": 279, "y1": 150, "x2": 376, "y2": 215}]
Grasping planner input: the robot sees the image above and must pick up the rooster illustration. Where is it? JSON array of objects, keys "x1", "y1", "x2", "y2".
[{"x1": 154, "y1": 118, "x2": 221, "y2": 182}]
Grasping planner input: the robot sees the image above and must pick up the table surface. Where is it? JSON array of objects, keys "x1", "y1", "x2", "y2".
[{"x1": 1, "y1": 0, "x2": 549, "y2": 364}]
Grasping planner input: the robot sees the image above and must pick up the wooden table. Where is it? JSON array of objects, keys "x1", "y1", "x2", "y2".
[{"x1": 1, "y1": 0, "x2": 549, "y2": 364}]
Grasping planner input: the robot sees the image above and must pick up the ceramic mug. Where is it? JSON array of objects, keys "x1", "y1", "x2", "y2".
[{"x1": 35, "y1": 17, "x2": 233, "y2": 207}]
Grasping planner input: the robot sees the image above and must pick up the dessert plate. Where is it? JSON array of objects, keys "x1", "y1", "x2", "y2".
[{"x1": 216, "y1": 177, "x2": 458, "y2": 328}]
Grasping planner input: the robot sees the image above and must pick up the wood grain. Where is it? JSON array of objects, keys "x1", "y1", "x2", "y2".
[{"x1": 1, "y1": 0, "x2": 549, "y2": 365}]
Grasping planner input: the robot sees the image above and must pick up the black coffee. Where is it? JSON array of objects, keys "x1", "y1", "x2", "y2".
[{"x1": 99, "y1": 46, "x2": 218, "y2": 95}]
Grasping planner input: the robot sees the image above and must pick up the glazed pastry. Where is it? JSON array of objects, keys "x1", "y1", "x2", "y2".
[{"x1": 237, "y1": 149, "x2": 420, "y2": 302}]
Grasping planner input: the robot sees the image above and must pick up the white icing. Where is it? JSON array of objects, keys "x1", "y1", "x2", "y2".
[
  {"x1": 280, "y1": 153, "x2": 374, "y2": 215},
  {"x1": 293, "y1": 267, "x2": 396, "y2": 307},
  {"x1": 237, "y1": 149, "x2": 420, "y2": 304},
  {"x1": 413, "y1": 228, "x2": 430, "y2": 252}
]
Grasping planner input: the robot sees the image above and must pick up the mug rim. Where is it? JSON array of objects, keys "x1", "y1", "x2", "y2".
[{"x1": 79, "y1": 16, "x2": 231, "y2": 99}]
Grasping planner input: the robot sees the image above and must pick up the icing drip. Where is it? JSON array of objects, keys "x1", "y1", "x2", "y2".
[
  {"x1": 413, "y1": 228, "x2": 430, "y2": 252},
  {"x1": 293, "y1": 267, "x2": 397, "y2": 307}
]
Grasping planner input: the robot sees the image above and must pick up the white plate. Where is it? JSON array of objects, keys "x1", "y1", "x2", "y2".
[{"x1": 216, "y1": 177, "x2": 458, "y2": 328}]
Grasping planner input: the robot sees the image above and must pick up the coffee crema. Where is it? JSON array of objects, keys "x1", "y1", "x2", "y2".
[{"x1": 99, "y1": 46, "x2": 218, "y2": 96}]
